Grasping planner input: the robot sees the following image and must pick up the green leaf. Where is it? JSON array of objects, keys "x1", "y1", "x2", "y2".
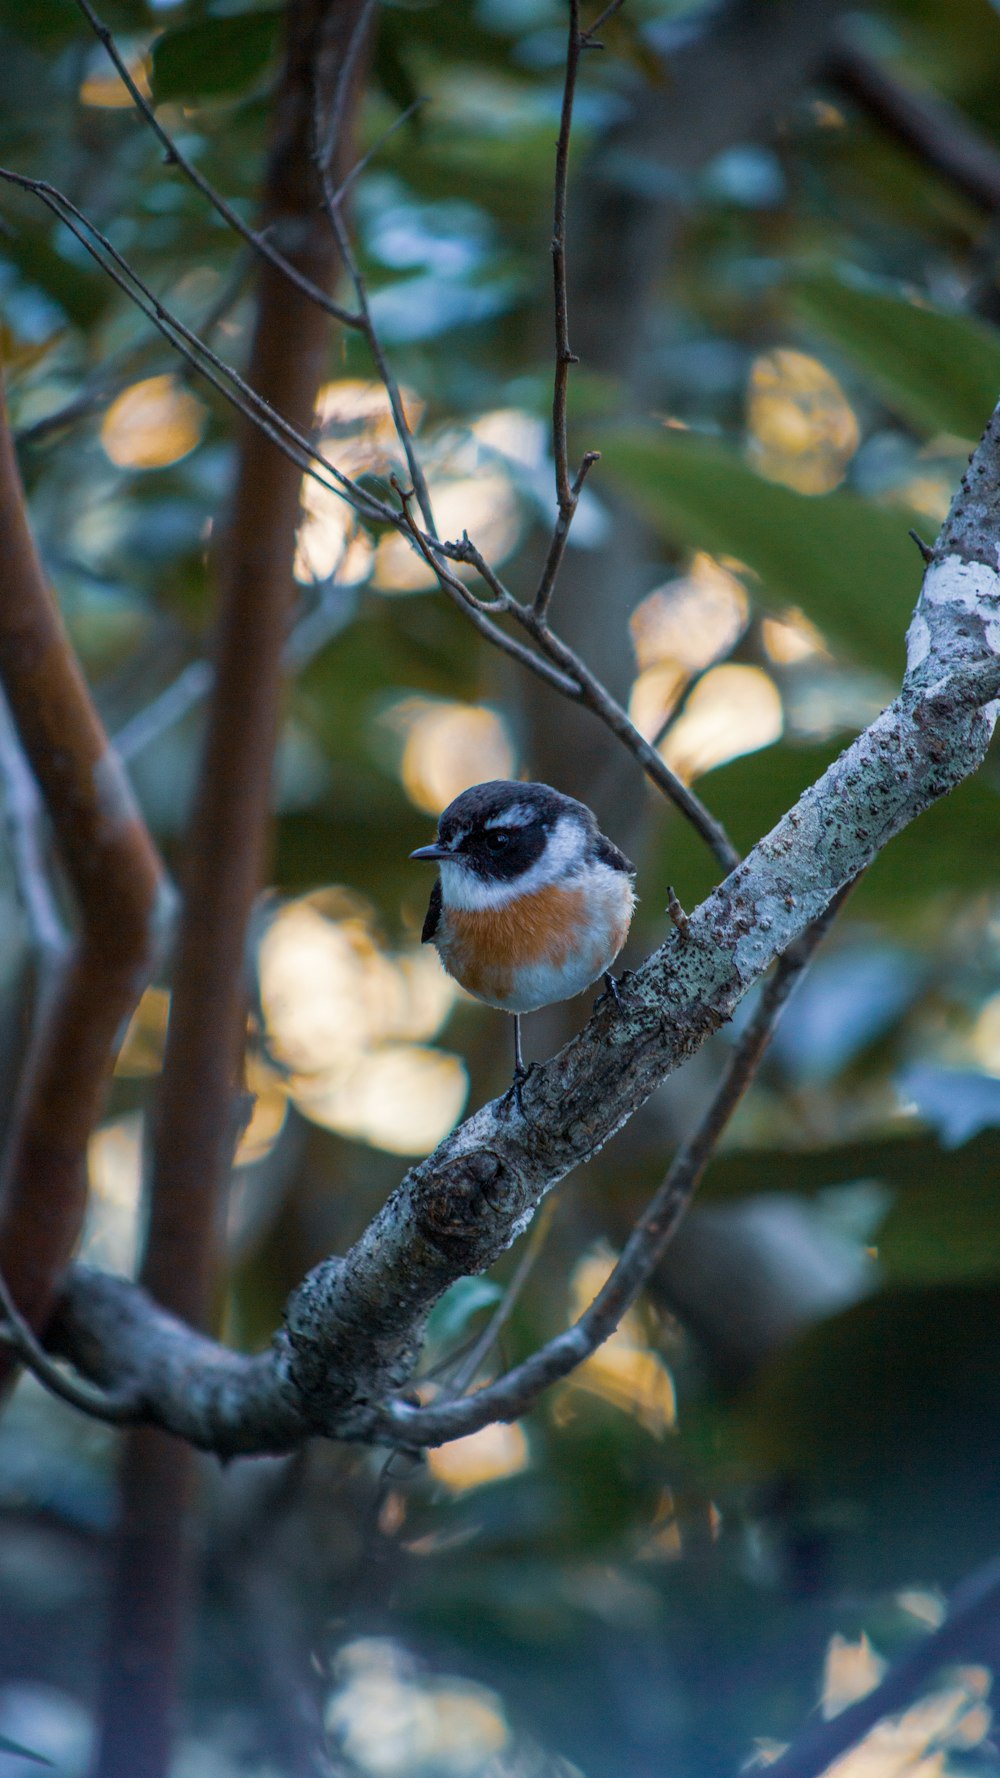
[
  {"x1": 425, "y1": 1276, "x2": 503, "y2": 1348},
  {"x1": 151, "y1": 10, "x2": 282, "y2": 104},
  {"x1": 606, "y1": 428, "x2": 922, "y2": 670},
  {"x1": 793, "y1": 268, "x2": 1000, "y2": 440}
]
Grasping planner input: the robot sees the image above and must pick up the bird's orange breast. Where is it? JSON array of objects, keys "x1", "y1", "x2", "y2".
[{"x1": 435, "y1": 878, "x2": 631, "y2": 1009}]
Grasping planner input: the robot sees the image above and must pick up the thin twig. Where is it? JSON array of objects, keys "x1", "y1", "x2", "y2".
[
  {"x1": 522, "y1": 613, "x2": 741, "y2": 871},
  {"x1": 532, "y1": 3, "x2": 610, "y2": 620},
  {"x1": 0, "y1": 167, "x2": 391, "y2": 527},
  {"x1": 316, "y1": 0, "x2": 378, "y2": 182},
  {"x1": 331, "y1": 96, "x2": 427, "y2": 206},
  {"x1": 312, "y1": 15, "x2": 437, "y2": 538},
  {"x1": 393, "y1": 483, "x2": 581, "y2": 695},
  {"x1": 0, "y1": 1260, "x2": 136, "y2": 1424},
  {"x1": 381, "y1": 889, "x2": 849, "y2": 1446},
  {"x1": 1, "y1": 140, "x2": 738, "y2": 873},
  {"x1": 754, "y1": 1550, "x2": 1000, "y2": 1778},
  {"x1": 551, "y1": 0, "x2": 582, "y2": 515},
  {"x1": 70, "y1": 0, "x2": 361, "y2": 328}
]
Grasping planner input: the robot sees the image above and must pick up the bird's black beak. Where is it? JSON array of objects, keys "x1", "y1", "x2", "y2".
[{"x1": 409, "y1": 843, "x2": 450, "y2": 862}]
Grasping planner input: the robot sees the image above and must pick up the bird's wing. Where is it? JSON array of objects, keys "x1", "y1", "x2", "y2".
[
  {"x1": 421, "y1": 877, "x2": 443, "y2": 943},
  {"x1": 594, "y1": 833, "x2": 635, "y2": 876}
]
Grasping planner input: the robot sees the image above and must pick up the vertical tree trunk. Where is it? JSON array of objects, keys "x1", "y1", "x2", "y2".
[{"x1": 93, "y1": 6, "x2": 370, "y2": 1774}]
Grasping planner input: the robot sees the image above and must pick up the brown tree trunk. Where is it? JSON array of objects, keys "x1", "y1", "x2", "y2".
[{"x1": 92, "y1": 5, "x2": 370, "y2": 1774}]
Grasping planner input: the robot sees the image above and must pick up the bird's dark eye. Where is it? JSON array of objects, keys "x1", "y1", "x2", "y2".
[{"x1": 485, "y1": 829, "x2": 511, "y2": 853}]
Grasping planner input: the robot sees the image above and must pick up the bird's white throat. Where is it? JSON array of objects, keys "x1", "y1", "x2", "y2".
[{"x1": 437, "y1": 814, "x2": 589, "y2": 911}]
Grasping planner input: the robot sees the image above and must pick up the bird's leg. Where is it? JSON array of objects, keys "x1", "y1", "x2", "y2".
[
  {"x1": 504, "y1": 1013, "x2": 532, "y2": 1116},
  {"x1": 513, "y1": 1012, "x2": 526, "y2": 1079}
]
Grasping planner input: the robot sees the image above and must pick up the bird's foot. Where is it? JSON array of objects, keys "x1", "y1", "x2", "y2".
[
  {"x1": 596, "y1": 969, "x2": 632, "y2": 1015},
  {"x1": 503, "y1": 1061, "x2": 536, "y2": 1118}
]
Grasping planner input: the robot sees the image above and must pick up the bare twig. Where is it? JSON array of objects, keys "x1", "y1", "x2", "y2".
[
  {"x1": 534, "y1": 2, "x2": 613, "y2": 619},
  {"x1": 392, "y1": 484, "x2": 581, "y2": 695},
  {"x1": 829, "y1": 30, "x2": 1000, "y2": 215},
  {"x1": 312, "y1": 8, "x2": 437, "y2": 537},
  {"x1": 331, "y1": 95, "x2": 427, "y2": 206},
  {"x1": 381, "y1": 890, "x2": 848, "y2": 1446},
  {"x1": 0, "y1": 161, "x2": 740, "y2": 874},
  {"x1": 71, "y1": 0, "x2": 361, "y2": 328},
  {"x1": 757, "y1": 1550, "x2": 1000, "y2": 1778},
  {"x1": 551, "y1": 0, "x2": 583, "y2": 516},
  {"x1": 519, "y1": 613, "x2": 741, "y2": 870},
  {"x1": 0, "y1": 168, "x2": 392, "y2": 526},
  {"x1": 665, "y1": 885, "x2": 689, "y2": 938}
]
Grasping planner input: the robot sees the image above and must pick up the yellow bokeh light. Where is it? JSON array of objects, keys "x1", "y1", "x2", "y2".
[
  {"x1": 326, "y1": 1640, "x2": 509, "y2": 1778},
  {"x1": 387, "y1": 697, "x2": 516, "y2": 816},
  {"x1": 971, "y1": 993, "x2": 1000, "y2": 1074},
  {"x1": 101, "y1": 375, "x2": 205, "y2": 470},
  {"x1": 234, "y1": 1054, "x2": 288, "y2": 1168},
  {"x1": 661, "y1": 663, "x2": 783, "y2": 782},
  {"x1": 374, "y1": 475, "x2": 520, "y2": 592},
  {"x1": 628, "y1": 662, "x2": 687, "y2": 744},
  {"x1": 427, "y1": 1421, "x2": 530, "y2": 1494},
  {"x1": 761, "y1": 608, "x2": 828, "y2": 665},
  {"x1": 565, "y1": 1247, "x2": 677, "y2": 1437},
  {"x1": 261, "y1": 895, "x2": 456, "y2": 1071},
  {"x1": 293, "y1": 1045, "x2": 467, "y2": 1156},
  {"x1": 84, "y1": 1114, "x2": 144, "y2": 1275},
  {"x1": 295, "y1": 484, "x2": 374, "y2": 586},
  {"x1": 824, "y1": 1680, "x2": 991, "y2": 1778},
  {"x1": 115, "y1": 985, "x2": 170, "y2": 1077},
  {"x1": 748, "y1": 348, "x2": 860, "y2": 494},
  {"x1": 80, "y1": 49, "x2": 151, "y2": 108},
  {"x1": 822, "y1": 1634, "x2": 886, "y2": 1720},
  {"x1": 316, "y1": 377, "x2": 424, "y2": 456},
  {"x1": 630, "y1": 554, "x2": 749, "y2": 674},
  {"x1": 259, "y1": 893, "x2": 463, "y2": 1155}
]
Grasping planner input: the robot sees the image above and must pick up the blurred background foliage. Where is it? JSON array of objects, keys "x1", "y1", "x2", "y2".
[{"x1": 3, "y1": 0, "x2": 1000, "y2": 1773}]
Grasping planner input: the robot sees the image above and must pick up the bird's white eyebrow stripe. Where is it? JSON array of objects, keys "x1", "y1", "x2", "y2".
[{"x1": 485, "y1": 803, "x2": 534, "y2": 829}]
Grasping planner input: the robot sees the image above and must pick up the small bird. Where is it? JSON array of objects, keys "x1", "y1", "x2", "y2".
[{"x1": 410, "y1": 779, "x2": 636, "y2": 1092}]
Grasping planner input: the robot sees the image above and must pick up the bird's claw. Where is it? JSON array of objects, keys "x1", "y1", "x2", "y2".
[
  {"x1": 596, "y1": 969, "x2": 632, "y2": 1014},
  {"x1": 504, "y1": 1062, "x2": 535, "y2": 1118}
]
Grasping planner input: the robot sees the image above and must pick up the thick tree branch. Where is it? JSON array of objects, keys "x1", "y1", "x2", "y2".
[
  {"x1": 41, "y1": 390, "x2": 1000, "y2": 1455},
  {"x1": 0, "y1": 369, "x2": 167, "y2": 1373},
  {"x1": 383, "y1": 889, "x2": 851, "y2": 1447}
]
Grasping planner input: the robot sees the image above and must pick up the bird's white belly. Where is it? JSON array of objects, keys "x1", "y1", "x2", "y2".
[{"x1": 495, "y1": 945, "x2": 616, "y2": 1014}]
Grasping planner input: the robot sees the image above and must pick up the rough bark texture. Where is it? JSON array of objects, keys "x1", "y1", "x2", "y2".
[{"x1": 45, "y1": 394, "x2": 1000, "y2": 1455}]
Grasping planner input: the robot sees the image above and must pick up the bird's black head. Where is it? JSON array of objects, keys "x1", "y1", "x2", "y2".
[{"x1": 410, "y1": 778, "x2": 608, "y2": 892}]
